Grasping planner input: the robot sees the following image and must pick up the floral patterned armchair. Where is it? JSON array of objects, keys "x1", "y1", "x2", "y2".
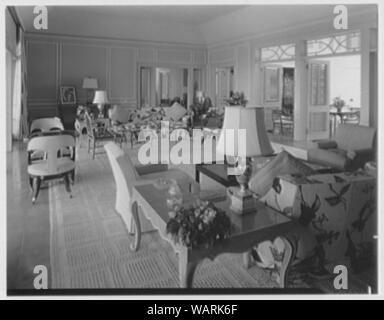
[{"x1": 261, "y1": 170, "x2": 376, "y2": 271}]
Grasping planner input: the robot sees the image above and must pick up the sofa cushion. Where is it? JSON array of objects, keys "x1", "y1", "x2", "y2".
[
  {"x1": 317, "y1": 139, "x2": 338, "y2": 149},
  {"x1": 307, "y1": 148, "x2": 349, "y2": 171},
  {"x1": 164, "y1": 102, "x2": 187, "y2": 122},
  {"x1": 248, "y1": 150, "x2": 316, "y2": 197}
]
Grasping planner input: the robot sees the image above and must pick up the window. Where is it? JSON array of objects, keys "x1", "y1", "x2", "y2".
[
  {"x1": 307, "y1": 32, "x2": 360, "y2": 57},
  {"x1": 261, "y1": 44, "x2": 295, "y2": 62}
]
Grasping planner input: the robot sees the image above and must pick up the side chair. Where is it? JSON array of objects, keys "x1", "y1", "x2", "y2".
[{"x1": 27, "y1": 133, "x2": 76, "y2": 203}]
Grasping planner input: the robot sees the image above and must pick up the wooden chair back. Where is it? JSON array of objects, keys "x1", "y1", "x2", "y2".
[{"x1": 27, "y1": 134, "x2": 75, "y2": 175}]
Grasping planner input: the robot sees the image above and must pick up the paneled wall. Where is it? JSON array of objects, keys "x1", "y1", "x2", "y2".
[
  {"x1": 25, "y1": 34, "x2": 206, "y2": 119},
  {"x1": 207, "y1": 44, "x2": 252, "y2": 106}
]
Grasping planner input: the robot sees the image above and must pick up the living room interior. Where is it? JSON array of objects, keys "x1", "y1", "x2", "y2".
[{"x1": 6, "y1": 4, "x2": 378, "y2": 293}]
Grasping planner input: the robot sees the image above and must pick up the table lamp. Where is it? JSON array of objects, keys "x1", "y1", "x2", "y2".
[
  {"x1": 93, "y1": 90, "x2": 108, "y2": 118},
  {"x1": 196, "y1": 91, "x2": 204, "y2": 104},
  {"x1": 217, "y1": 106, "x2": 274, "y2": 214},
  {"x1": 82, "y1": 77, "x2": 98, "y2": 105}
]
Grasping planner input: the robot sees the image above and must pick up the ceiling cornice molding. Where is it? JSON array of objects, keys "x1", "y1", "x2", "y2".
[
  {"x1": 205, "y1": 6, "x2": 378, "y2": 50},
  {"x1": 24, "y1": 31, "x2": 207, "y2": 50}
]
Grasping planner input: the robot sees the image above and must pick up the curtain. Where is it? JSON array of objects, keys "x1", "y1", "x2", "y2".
[{"x1": 12, "y1": 27, "x2": 28, "y2": 140}]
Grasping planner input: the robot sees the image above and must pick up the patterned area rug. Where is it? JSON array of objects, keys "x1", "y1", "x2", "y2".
[{"x1": 49, "y1": 148, "x2": 278, "y2": 289}]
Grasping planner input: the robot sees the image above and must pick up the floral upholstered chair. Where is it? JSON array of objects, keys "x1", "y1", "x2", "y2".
[{"x1": 260, "y1": 170, "x2": 376, "y2": 272}]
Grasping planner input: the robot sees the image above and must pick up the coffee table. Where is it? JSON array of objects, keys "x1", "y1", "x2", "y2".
[
  {"x1": 130, "y1": 183, "x2": 298, "y2": 288},
  {"x1": 195, "y1": 163, "x2": 238, "y2": 187}
]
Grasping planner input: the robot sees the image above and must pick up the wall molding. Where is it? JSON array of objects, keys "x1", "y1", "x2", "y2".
[
  {"x1": 25, "y1": 32, "x2": 206, "y2": 50},
  {"x1": 26, "y1": 33, "x2": 206, "y2": 118}
]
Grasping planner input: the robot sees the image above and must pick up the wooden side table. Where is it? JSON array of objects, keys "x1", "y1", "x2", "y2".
[{"x1": 130, "y1": 183, "x2": 298, "y2": 288}]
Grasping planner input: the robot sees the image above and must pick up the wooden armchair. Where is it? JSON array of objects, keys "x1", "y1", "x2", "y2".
[{"x1": 84, "y1": 112, "x2": 115, "y2": 159}]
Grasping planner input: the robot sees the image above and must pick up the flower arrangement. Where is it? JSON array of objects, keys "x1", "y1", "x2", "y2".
[
  {"x1": 331, "y1": 97, "x2": 346, "y2": 112},
  {"x1": 226, "y1": 92, "x2": 248, "y2": 107},
  {"x1": 166, "y1": 199, "x2": 231, "y2": 249}
]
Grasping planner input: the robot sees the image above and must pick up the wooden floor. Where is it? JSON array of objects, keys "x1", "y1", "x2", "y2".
[
  {"x1": 7, "y1": 142, "x2": 51, "y2": 289},
  {"x1": 7, "y1": 139, "x2": 376, "y2": 292}
]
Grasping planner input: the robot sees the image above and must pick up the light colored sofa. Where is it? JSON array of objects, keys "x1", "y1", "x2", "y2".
[
  {"x1": 308, "y1": 124, "x2": 376, "y2": 171},
  {"x1": 105, "y1": 142, "x2": 200, "y2": 234}
]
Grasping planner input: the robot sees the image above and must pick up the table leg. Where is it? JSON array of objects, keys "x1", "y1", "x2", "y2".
[
  {"x1": 195, "y1": 165, "x2": 200, "y2": 183},
  {"x1": 130, "y1": 201, "x2": 141, "y2": 252},
  {"x1": 243, "y1": 251, "x2": 252, "y2": 269},
  {"x1": 179, "y1": 248, "x2": 199, "y2": 288},
  {"x1": 278, "y1": 236, "x2": 296, "y2": 288}
]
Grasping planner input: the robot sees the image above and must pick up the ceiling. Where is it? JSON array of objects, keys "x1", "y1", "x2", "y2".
[
  {"x1": 72, "y1": 5, "x2": 249, "y2": 25},
  {"x1": 15, "y1": 5, "x2": 377, "y2": 45}
]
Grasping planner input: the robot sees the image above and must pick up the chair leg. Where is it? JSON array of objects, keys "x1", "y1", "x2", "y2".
[
  {"x1": 32, "y1": 177, "x2": 41, "y2": 204},
  {"x1": 92, "y1": 140, "x2": 96, "y2": 159},
  {"x1": 70, "y1": 169, "x2": 75, "y2": 185},
  {"x1": 63, "y1": 174, "x2": 72, "y2": 198},
  {"x1": 29, "y1": 176, "x2": 34, "y2": 191}
]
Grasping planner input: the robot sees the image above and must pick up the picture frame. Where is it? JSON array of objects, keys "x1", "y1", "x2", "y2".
[{"x1": 60, "y1": 86, "x2": 77, "y2": 105}]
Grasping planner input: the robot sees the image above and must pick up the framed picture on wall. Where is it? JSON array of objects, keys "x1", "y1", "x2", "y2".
[{"x1": 60, "y1": 86, "x2": 77, "y2": 105}]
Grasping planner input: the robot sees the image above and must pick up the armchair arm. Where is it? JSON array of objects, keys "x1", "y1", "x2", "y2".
[
  {"x1": 354, "y1": 148, "x2": 374, "y2": 157},
  {"x1": 316, "y1": 140, "x2": 338, "y2": 149},
  {"x1": 135, "y1": 164, "x2": 169, "y2": 176}
]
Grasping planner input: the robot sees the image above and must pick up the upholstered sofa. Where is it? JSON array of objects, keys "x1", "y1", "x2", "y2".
[
  {"x1": 307, "y1": 124, "x2": 376, "y2": 171},
  {"x1": 261, "y1": 170, "x2": 377, "y2": 270}
]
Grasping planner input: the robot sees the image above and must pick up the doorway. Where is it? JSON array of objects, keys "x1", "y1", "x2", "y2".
[
  {"x1": 261, "y1": 61, "x2": 295, "y2": 137},
  {"x1": 307, "y1": 54, "x2": 361, "y2": 139},
  {"x1": 215, "y1": 66, "x2": 234, "y2": 110}
]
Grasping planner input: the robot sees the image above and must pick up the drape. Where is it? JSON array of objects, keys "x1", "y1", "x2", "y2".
[{"x1": 11, "y1": 27, "x2": 28, "y2": 140}]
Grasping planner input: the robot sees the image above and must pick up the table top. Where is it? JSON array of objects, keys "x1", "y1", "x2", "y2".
[
  {"x1": 330, "y1": 110, "x2": 359, "y2": 116},
  {"x1": 133, "y1": 183, "x2": 293, "y2": 239},
  {"x1": 196, "y1": 164, "x2": 238, "y2": 187}
]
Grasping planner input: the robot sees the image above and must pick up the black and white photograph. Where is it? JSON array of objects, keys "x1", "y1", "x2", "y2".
[{"x1": 2, "y1": 0, "x2": 382, "y2": 300}]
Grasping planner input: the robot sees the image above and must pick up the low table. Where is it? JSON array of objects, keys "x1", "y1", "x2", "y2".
[
  {"x1": 130, "y1": 183, "x2": 298, "y2": 288},
  {"x1": 195, "y1": 163, "x2": 238, "y2": 187}
]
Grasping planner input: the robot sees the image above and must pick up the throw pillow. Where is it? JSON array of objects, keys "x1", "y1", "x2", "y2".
[
  {"x1": 248, "y1": 150, "x2": 316, "y2": 197},
  {"x1": 164, "y1": 102, "x2": 187, "y2": 122}
]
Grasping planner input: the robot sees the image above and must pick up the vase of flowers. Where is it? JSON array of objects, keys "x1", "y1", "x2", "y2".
[
  {"x1": 331, "y1": 97, "x2": 346, "y2": 113},
  {"x1": 225, "y1": 91, "x2": 248, "y2": 107},
  {"x1": 166, "y1": 199, "x2": 231, "y2": 249}
]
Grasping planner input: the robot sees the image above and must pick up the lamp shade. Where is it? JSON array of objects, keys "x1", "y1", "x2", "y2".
[
  {"x1": 82, "y1": 77, "x2": 98, "y2": 89},
  {"x1": 93, "y1": 90, "x2": 108, "y2": 104},
  {"x1": 217, "y1": 106, "x2": 274, "y2": 157},
  {"x1": 196, "y1": 91, "x2": 204, "y2": 99}
]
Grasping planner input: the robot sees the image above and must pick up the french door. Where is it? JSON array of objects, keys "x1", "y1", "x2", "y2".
[
  {"x1": 215, "y1": 67, "x2": 231, "y2": 109},
  {"x1": 261, "y1": 64, "x2": 283, "y2": 131},
  {"x1": 307, "y1": 60, "x2": 330, "y2": 140}
]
